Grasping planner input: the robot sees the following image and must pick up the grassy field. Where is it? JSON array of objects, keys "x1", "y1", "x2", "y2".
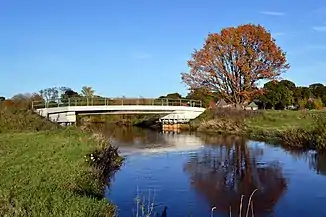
[
  {"x1": 245, "y1": 110, "x2": 319, "y2": 131},
  {"x1": 0, "y1": 129, "x2": 121, "y2": 217}
]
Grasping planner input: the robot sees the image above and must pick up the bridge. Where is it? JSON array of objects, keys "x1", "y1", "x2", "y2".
[{"x1": 32, "y1": 98, "x2": 206, "y2": 125}]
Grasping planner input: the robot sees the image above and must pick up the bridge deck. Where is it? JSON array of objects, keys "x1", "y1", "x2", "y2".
[{"x1": 33, "y1": 98, "x2": 205, "y2": 124}]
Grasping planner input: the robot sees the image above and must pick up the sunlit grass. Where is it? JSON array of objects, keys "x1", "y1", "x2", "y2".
[
  {"x1": 245, "y1": 110, "x2": 318, "y2": 131},
  {"x1": 0, "y1": 129, "x2": 116, "y2": 217}
]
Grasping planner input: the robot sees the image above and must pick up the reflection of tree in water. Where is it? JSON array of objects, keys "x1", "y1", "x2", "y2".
[
  {"x1": 309, "y1": 152, "x2": 326, "y2": 175},
  {"x1": 287, "y1": 149, "x2": 326, "y2": 176},
  {"x1": 278, "y1": 147, "x2": 326, "y2": 176},
  {"x1": 184, "y1": 136, "x2": 287, "y2": 216}
]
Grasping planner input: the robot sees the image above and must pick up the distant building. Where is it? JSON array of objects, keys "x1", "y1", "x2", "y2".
[{"x1": 245, "y1": 102, "x2": 258, "y2": 110}]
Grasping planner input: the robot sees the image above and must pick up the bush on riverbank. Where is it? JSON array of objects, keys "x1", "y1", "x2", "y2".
[
  {"x1": 0, "y1": 128, "x2": 122, "y2": 217},
  {"x1": 192, "y1": 107, "x2": 260, "y2": 134}
]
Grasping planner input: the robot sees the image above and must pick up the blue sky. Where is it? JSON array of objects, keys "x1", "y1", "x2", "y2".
[{"x1": 1, "y1": 0, "x2": 326, "y2": 98}]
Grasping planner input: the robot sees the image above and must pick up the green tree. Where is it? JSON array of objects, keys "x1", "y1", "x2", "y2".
[
  {"x1": 39, "y1": 87, "x2": 59, "y2": 103},
  {"x1": 279, "y1": 80, "x2": 296, "y2": 90},
  {"x1": 186, "y1": 87, "x2": 217, "y2": 108},
  {"x1": 166, "y1": 92, "x2": 182, "y2": 99},
  {"x1": 296, "y1": 87, "x2": 313, "y2": 100},
  {"x1": 81, "y1": 86, "x2": 95, "y2": 98},
  {"x1": 0, "y1": 96, "x2": 5, "y2": 102},
  {"x1": 309, "y1": 83, "x2": 326, "y2": 99},
  {"x1": 159, "y1": 92, "x2": 182, "y2": 99},
  {"x1": 61, "y1": 89, "x2": 79, "y2": 99},
  {"x1": 261, "y1": 80, "x2": 294, "y2": 109}
]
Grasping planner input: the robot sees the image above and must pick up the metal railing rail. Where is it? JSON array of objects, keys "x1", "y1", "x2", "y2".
[{"x1": 32, "y1": 97, "x2": 203, "y2": 109}]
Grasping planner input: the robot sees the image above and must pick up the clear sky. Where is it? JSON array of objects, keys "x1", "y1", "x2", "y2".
[{"x1": 1, "y1": 0, "x2": 326, "y2": 98}]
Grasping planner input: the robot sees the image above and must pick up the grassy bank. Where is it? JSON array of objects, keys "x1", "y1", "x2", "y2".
[
  {"x1": 0, "y1": 104, "x2": 59, "y2": 133},
  {"x1": 0, "y1": 129, "x2": 122, "y2": 217},
  {"x1": 0, "y1": 104, "x2": 123, "y2": 216},
  {"x1": 192, "y1": 108, "x2": 326, "y2": 150}
]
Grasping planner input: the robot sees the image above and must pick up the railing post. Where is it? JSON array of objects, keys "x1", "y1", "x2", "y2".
[
  {"x1": 31, "y1": 101, "x2": 34, "y2": 110},
  {"x1": 104, "y1": 98, "x2": 107, "y2": 106},
  {"x1": 75, "y1": 99, "x2": 77, "y2": 106},
  {"x1": 87, "y1": 98, "x2": 89, "y2": 106},
  {"x1": 121, "y1": 99, "x2": 124, "y2": 106},
  {"x1": 166, "y1": 99, "x2": 168, "y2": 106},
  {"x1": 68, "y1": 98, "x2": 71, "y2": 107}
]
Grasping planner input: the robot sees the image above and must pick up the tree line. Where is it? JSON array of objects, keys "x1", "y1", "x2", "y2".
[
  {"x1": 0, "y1": 86, "x2": 96, "y2": 109},
  {"x1": 180, "y1": 81, "x2": 326, "y2": 110}
]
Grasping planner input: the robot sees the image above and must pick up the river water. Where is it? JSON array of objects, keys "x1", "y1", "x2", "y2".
[{"x1": 102, "y1": 126, "x2": 326, "y2": 217}]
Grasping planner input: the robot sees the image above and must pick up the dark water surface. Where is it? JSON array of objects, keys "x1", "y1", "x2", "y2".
[{"x1": 103, "y1": 127, "x2": 326, "y2": 217}]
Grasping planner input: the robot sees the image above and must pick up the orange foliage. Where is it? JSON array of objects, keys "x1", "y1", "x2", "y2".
[{"x1": 181, "y1": 24, "x2": 290, "y2": 105}]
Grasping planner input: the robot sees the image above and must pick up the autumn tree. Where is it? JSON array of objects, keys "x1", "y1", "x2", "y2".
[
  {"x1": 181, "y1": 24, "x2": 290, "y2": 105},
  {"x1": 81, "y1": 86, "x2": 95, "y2": 98}
]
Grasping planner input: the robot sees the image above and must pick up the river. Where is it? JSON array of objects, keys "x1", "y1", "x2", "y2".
[{"x1": 101, "y1": 126, "x2": 326, "y2": 217}]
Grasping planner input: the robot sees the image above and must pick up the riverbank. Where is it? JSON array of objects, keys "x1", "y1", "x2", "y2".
[
  {"x1": 191, "y1": 108, "x2": 326, "y2": 150},
  {"x1": 0, "y1": 129, "x2": 122, "y2": 217},
  {"x1": 0, "y1": 105, "x2": 123, "y2": 216}
]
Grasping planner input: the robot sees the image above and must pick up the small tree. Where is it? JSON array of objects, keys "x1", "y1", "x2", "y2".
[{"x1": 81, "y1": 86, "x2": 95, "y2": 98}]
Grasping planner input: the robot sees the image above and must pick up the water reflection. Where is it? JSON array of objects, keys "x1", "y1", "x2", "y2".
[
  {"x1": 91, "y1": 124, "x2": 205, "y2": 154},
  {"x1": 99, "y1": 126, "x2": 326, "y2": 216},
  {"x1": 310, "y1": 152, "x2": 326, "y2": 175},
  {"x1": 184, "y1": 135, "x2": 287, "y2": 216},
  {"x1": 284, "y1": 149, "x2": 326, "y2": 176}
]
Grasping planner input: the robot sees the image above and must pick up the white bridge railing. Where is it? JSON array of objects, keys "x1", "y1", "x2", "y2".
[{"x1": 32, "y1": 97, "x2": 203, "y2": 109}]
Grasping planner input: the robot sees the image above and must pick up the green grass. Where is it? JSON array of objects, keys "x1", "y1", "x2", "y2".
[
  {"x1": 0, "y1": 129, "x2": 117, "y2": 217},
  {"x1": 0, "y1": 106, "x2": 59, "y2": 133},
  {"x1": 245, "y1": 110, "x2": 317, "y2": 132}
]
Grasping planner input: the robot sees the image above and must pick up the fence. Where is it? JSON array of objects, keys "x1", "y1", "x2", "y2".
[{"x1": 32, "y1": 97, "x2": 202, "y2": 109}]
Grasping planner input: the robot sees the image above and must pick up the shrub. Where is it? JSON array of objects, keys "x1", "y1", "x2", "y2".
[{"x1": 313, "y1": 98, "x2": 324, "y2": 110}]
